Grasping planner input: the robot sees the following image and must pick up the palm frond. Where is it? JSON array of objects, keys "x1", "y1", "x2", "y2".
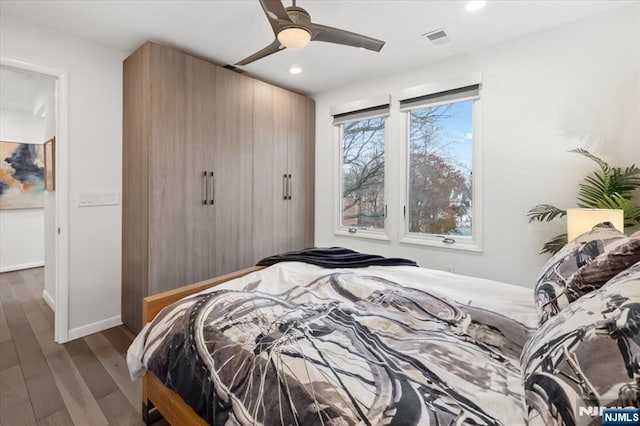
[
  {"x1": 540, "y1": 233, "x2": 568, "y2": 255},
  {"x1": 613, "y1": 165, "x2": 640, "y2": 194},
  {"x1": 582, "y1": 173, "x2": 606, "y2": 194},
  {"x1": 576, "y1": 178, "x2": 607, "y2": 208},
  {"x1": 574, "y1": 151, "x2": 640, "y2": 207},
  {"x1": 570, "y1": 148, "x2": 611, "y2": 174},
  {"x1": 531, "y1": 149, "x2": 640, "y2": 255},
  {"x1": 596, "y1": 193, "x2": 640, "y2": 226},
  {"x1": 527, "y1": 204, "x2": 566, "y2": 223},
  {"x1": 625, "y1": 205, "x2": 640, "y2": 226},
  {"x1": 595, "y1": 192, "x2": 628, "y2": 209}
]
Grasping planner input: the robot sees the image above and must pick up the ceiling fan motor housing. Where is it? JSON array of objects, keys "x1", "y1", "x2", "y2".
[{"x1": 285, "y1": 6, "x2": 311, "y2": 26}]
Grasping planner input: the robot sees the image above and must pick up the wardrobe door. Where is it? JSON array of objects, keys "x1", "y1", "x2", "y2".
[
  {"x1": 185, "y1": 55, "x2": 217, "y2": 283},
  {"x1": 287, "y1": 94, "x2": 315, "y2": 251},
  {"x1": 252, "y1": 81, "x2": 290, "y2": 262},
  {"x1": 211, "y1": 68, "x2": 254, "y2": 276},
  {"x1": 147, "y1": 45, "x2": 210, "y2": 296},
  {"x1": 122, "y1": 42, "x2": 151, "y2": 332}
]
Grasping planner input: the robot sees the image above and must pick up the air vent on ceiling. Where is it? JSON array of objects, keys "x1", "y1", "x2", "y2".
[{"x1": 423, "y1": 28, "x2": 450, "y2": 45}]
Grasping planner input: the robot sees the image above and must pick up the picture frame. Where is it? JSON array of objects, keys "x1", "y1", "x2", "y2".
[
  {"x1": 0, "y1": 141, "x2": 45, "y2": 209},
  {"x1": 44, "y1": 137, "x2": 55, "y2": 191}
]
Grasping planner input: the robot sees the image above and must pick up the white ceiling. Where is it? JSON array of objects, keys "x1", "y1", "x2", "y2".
[{"x1": 0, "y1": 0, "x2": 632, "y2": 95}]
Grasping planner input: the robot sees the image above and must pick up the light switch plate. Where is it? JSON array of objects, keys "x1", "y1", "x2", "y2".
[{"x1": 78, "y1": 192, "x2": 120, "y2": 207}]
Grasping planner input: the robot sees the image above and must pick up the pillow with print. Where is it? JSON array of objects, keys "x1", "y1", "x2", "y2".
[
  {"x1": 564, "y1": 233, "x2": 640, "y2": 302},
  {"x1": 534, "y1": 222, "x2": 625, "y2": 325},
  {"x1": 522, "y1": 262, "x2": 640, "y2": 425}
]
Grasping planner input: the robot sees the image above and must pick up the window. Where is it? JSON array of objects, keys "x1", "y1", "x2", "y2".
[
  {"x1": 339, "y1": 116, "x2": 386, "y2": 231},
  {"x1": 332, "y1": 96, "x2": 390, "y2": 236},
  {"x1": 400, "y1": 83, "x2": 480, "y2": 249}
]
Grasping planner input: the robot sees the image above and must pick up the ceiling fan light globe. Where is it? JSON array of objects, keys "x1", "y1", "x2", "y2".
[{"x1": 277, "y1": 27, "x2": 311, "y2": 48}]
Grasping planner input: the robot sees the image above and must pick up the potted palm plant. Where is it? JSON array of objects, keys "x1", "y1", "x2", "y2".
[{"x1": 527, "y1": 149, "x2": 640, "y2": 254}]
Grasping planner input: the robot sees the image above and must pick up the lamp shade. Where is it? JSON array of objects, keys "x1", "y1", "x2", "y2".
[
  {"x1": 277, "y1": 27, "x2": 311, "y2": 49},
  {"x1": 566, "y1": 208, "x2": 624, "y2": 241}
]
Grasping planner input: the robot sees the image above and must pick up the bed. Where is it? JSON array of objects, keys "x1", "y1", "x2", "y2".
[{"x1": 127, "y1": 240, "x2": 640, "y2": 426}]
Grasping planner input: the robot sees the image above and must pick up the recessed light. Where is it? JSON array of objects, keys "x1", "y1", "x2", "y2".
[
  {"x1": 465, "y1": 0, "x2": 486, "y2": 12},
  {"x1": 288, "y1": 66, "x2": 302, "y2": 74}
]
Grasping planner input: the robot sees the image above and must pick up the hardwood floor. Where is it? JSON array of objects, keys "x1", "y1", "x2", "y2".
[{"x1": 0, "y1": 268, "x2": 159, "y2": 426}]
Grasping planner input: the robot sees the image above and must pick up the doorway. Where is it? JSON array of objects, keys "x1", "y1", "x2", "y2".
[{"x1": 0, "y1": 59, "x2": 69, "y2": 343}]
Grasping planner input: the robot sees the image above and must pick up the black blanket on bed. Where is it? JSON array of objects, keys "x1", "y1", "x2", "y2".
[{"x1": 256, "y1": 246, "x2": 418, "y2": 268}]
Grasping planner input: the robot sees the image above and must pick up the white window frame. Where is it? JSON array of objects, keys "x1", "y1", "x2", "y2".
[
  {"x1": 333, "y1": 110, "x2": 390, "y2": 241},
  {"x1": 398, "y1": 77, "x2": 483, "y2": 252}
]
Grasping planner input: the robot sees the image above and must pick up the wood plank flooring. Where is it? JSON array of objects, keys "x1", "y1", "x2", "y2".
[{"x1": 0, "y1": 268, "x2": 161, "y2": 426}]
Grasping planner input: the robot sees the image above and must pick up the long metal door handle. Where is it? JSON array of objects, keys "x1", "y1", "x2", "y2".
[
  {"x1": 203, "y1": 171, "x2": 208, "y2": 205},
  {"x1": 287, "y1": 174, "x2": 292, "y2": 200},
  {"x1": 210, "y1": 171, "x2": 215, "y2": 205},
  {"x1": 282, "y1": 174, "x2": 287, "y2": 200}
]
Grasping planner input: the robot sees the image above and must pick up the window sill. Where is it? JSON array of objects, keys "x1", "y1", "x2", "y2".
[
  {"x1": 334, "y1": 229, "x2": 391, "y2": 242},
  {"x1": 400, "y1": 235, "x2": 482, "y2": 252}
]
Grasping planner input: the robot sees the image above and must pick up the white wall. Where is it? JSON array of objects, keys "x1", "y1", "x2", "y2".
[
  {"x1": 0, "y1": 109, "x2": 46, "y2": 272},
  {"x1": 313, "y1": 5, "x2": 640, "y2": 287},
  {"x1": 0, "y1": 208, "x2": 45, "y2": 271},
  {"x1": 1, "y1": 13, "x2": 127, "y2": 336}
]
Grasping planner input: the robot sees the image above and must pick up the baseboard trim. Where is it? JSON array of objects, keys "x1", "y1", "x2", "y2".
[
  {"x1": 0, "y1": 261, "x2": 45, "y2": 273},
  {"x1": 68, "y1": 315, "x2": 122, "y2": 341},
  {"x1": 42, "y1": 289, "x2": 56, "y2": 312}
]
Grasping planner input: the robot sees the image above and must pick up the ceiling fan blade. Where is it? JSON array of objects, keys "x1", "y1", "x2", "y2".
[
  {"x1": 308, "y1": 23, "x2": 385, "y2": 52},
  {"x1": 259, "y1": 0, "x2": 292, "y2": 34},
  {"x1": 235, "y1": 39, "x2": 285, "y2": 66}
]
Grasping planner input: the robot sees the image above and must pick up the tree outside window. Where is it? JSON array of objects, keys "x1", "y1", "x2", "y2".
[
  {"x1": 408, "y1": 100, "x2": 473, "y2": 237},
  {"x1": 340, "y1": 116, "x2": 385, "y2": 230}
]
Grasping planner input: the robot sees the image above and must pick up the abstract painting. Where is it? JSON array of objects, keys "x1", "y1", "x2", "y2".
[
  {"x1": 0, "y1": 141, "x2": 45, "y2": 209},
  {"x1": 44, "y1": 137, "x2": 55, "y2": 191}
]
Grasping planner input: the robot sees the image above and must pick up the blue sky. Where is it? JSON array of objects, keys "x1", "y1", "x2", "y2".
[
  {"x1": 436, "y1": 100, "x2": 473, "y2": 171},
  {"x1": 409, "y1": 99, "x2": 473, "y2": 172}
]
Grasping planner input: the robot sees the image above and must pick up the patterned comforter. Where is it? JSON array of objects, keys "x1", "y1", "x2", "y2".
[{"x1": 127, "y1": 262, "x2": 538, "y2": 425}]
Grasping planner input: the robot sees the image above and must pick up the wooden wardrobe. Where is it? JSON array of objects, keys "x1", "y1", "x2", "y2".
[{"x1": 122, "y1": 42, "x2": 314, "y2": 333}]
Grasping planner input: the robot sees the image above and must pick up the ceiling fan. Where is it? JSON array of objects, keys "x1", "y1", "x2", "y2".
[{"x1": 236, "y1": 0, "x2": 385, "y2": 66}]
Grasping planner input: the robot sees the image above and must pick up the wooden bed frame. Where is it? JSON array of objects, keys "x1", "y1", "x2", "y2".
[{"x1": 141, "y1": 266, "x2": 264, "y2": 425}]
